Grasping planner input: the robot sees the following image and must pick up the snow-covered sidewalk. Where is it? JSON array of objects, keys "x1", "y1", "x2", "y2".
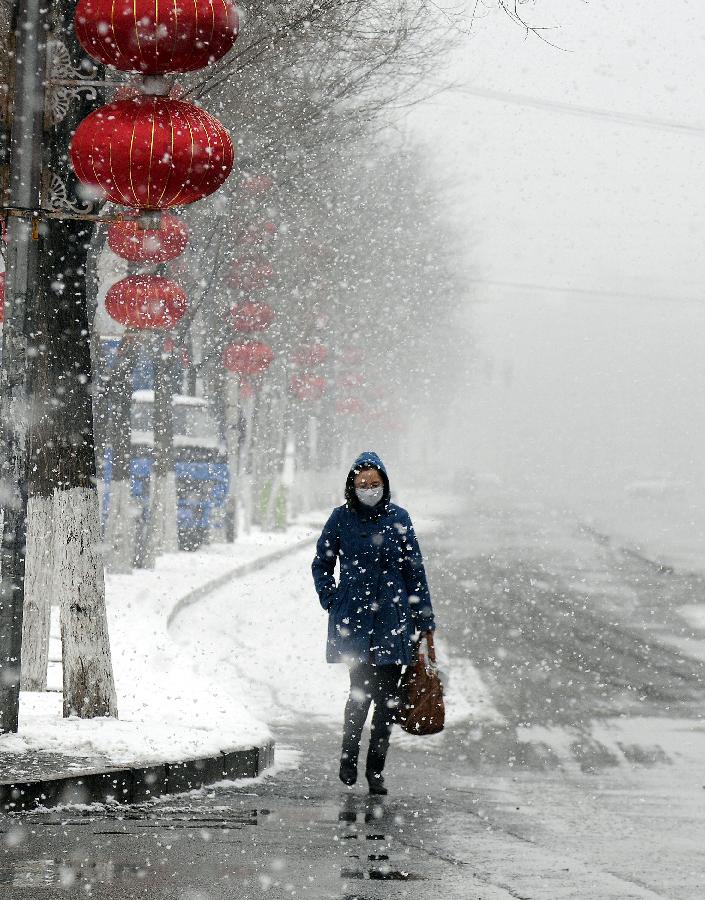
[
  {"x1": 0, "y1": 521, "x2": 322, "y2": 781},
  {"x1": 168, "y1": 499, "x2": 504, "y2": 746},
  {"x1": 1, "y1": 488, "x2": 496, "y2": 793}
]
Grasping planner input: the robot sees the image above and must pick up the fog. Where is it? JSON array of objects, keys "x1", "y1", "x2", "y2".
[
  {"x1": 403, "y1": 0, "x2": 705, "y2": 559},
  {"x1": 466, "y1": 296, "x2": 705, "y2": 510}
]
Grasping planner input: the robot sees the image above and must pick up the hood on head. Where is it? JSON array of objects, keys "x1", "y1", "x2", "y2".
[{"x1": 345, "y1": 450, "x2": 390, "y2": 509}]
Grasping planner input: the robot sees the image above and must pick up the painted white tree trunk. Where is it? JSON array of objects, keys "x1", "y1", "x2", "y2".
[
  {"x1": 20, "y1": 495, "x2": 53, "y2": 691},
  {"x1": 207, "y1": 501, "x2": 226, "y2": 544},
  {"x1": 263, "y1": 470, "x2": 283, "y2": 531},
  {"x1": 104, "y1": 479, "x2": 135, "y2": 574},
  {"x1": 223, "y1": 376, "x2": 240, "y2": 542},
  {"x1": 144, "y1": 472, "x2": 179, "y2": 561},
  {"x1": 282, "y1": 431, "x2": 296, "y2": 521},
  {"x1": 239, "y1": 396, "x2": 255, "y2": 534},
  {"x1": 55, "y1": 486, "x2": 118, "y2": 719},
  {"x1": 307, "y1": 414, "x2": 318, "y2": 470}
]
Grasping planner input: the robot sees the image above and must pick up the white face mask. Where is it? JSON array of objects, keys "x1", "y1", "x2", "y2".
[{"x1": 356, "y1": 486, "x2": 384, "y2": 507}]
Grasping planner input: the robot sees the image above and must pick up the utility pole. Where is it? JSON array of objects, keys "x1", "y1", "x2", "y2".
[{"x1": 0, "y1": 0, "x2": 48, "y2": 732}]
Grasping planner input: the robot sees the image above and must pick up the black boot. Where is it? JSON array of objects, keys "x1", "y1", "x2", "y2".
[
  {"x1": 365, "y1": 751, "x2": 388, "y2": 795},
  {"x1": 340, "y1": 675, "x2": 369, "y2": 787},
  {"x1": 339, "y1": 753, "x2": 358, "y2": 786},
  {"x1": 366, "y1": 770, "x2": 388, "y2": 796}
]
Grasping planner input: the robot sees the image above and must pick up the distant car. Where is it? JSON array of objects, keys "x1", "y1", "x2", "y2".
[
  {"x1": 624, "y1": 478, "x2": 687, "y2": 499},
  {"x1": 453, "y1": 468, "x2": 477, "y2": 494},
  {"x1": 474, "y1": 472, "x2": 502, "y2": 489},
  {"x1": 104, "y1": 391, "x2": 229, "y2": 554},
  {"x1": 131, "y1": 391, "x2": 229, "y2": 551}
]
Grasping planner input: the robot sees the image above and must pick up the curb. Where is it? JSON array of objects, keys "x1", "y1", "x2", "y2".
[
  {"x1": 0, "y1": 741, "x2": 274, "y2": 813},
  {"x1": 166, "y1": 534, "x2": 315, "y2": 630},
  {"x1": 1, "y1": 530, "x2": 317, "y2": 814},
  {"x1": 579, "y1": 521, "x2": 676, "y2": 574}
]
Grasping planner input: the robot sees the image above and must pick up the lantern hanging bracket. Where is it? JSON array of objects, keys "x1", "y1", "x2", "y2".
[
  {"x1": 1, "y1": 204, "x2": 123, "y2": 225},
  {"x1": 43, "y1": 170, "x2": 95, "y2": 216},
  {"x1": 45, "y1": 37, "x2": 100, "y2": 126}
]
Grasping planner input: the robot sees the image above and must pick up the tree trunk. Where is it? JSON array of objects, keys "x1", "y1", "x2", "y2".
[
  {"x1": 260, "y1": 380, "x2": 288, "y2": 531},
  {"x1": 146, "y1": 473, "x2": 179, "y2": 555},
  {"x1": 105, "y1": 481, "x2": 135, "y2": 574},
  {"x1": 35, "y1": 7, "x2": 117, "y2": 719},
  {"x1": 239, "y1": 393, "x2": 256, "y2": 534},
  {"x1": 104, "y1": 338, "x2": 137, "y2": 573},
  {"x1": 20, "y1": 496, "x2": 54, "y2": 691},
  {"x1": 288, "y1": 404, "x2": 305, "y2": 518},
  {"x1": 0, "y1": 0, "x2": 47, "y2": 732},
  {"x1": 222, "y1": 376, "x2": 241, "y2": 542},
  {"x1": 56, "y1": 487, "x2": 117, "y2": 718},
  {"x1": 144, "y1": 344, "x2": 179, "y2": 561}
]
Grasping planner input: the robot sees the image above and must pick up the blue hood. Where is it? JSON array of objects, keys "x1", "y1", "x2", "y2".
[{"x1": 345, "y1": 450, "x2": 390, "y2": 512}]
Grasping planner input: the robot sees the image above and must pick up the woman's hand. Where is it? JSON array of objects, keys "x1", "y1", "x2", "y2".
[{"x1": 423, "y1": 630, "x2": 436, "y2": 663}]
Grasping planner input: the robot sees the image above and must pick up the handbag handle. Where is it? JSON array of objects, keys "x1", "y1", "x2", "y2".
[{"x1": 416, "y1": 635, "x2": 438, "y2": 675}]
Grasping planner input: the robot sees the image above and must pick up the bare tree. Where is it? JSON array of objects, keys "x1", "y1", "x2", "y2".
[{"x1": 90, "y1": 0, "x2": 468, "y2": 550}]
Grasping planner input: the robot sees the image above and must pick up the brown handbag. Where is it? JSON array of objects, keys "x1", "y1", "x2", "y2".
[{"x1": 397, "y1": 645, "x2": 445, "y2": 735}]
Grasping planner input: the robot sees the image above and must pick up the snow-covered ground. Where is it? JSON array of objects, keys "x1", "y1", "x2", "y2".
[
  {"x1": 169, "y1": 493, "x2": 505, "y2": 749},
  {"x1": 467, "y1": 478, "x2": 705, "y2": 637},
  {"x1": 1, "y1": 523, "x2": 321, "y2": 768},
  {"x1": 2, "y1": 487, "x2": 492, "y2": 771},
  {"x1": 578, "y1": 490, "x2": 705, "y2": 633},
  {"x1": 6, "y1": 479, "x2": 705, "y2": 772},
  {"x1": 583, "y1": 493, "x2": 705, "y2": 572}
]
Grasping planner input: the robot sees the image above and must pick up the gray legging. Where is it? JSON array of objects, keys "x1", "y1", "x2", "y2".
[{"x1": 341, "y1": 662, "x2": 403, "y2": 775}]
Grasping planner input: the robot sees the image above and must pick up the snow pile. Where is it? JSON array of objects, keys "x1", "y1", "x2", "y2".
[
  {"x1": 583, "y1": 490, "x2": 705, "y2": 575},
  {"x1": 169, "y1": 499, "x2": 502, "y2": 740},
  {"x1": 105, "y1": 524, "x2": 318, "y2": 748},
  {"x1": 4, "y1": 693, "x2": 248, "y2": 766},
  {"x1": 3, "y1": 524, "x2": 319, "y2": 769},
  {"x1": 676, "y1": 605, "x2": 705, "y2": 632},
  {"x1": 578, "y1": 491, "x2": 705, "y2": 637},
  {"x1": 3, "y1": 491, "x2": 497, "y2": 771},
  {"x1": 169, "y1": 545, "x2": 351, "y2": 727}
]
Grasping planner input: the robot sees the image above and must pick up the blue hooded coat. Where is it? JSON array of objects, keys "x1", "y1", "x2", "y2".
[{"x1": 312, "y1": 451, "x2": 435, "y2": 666}]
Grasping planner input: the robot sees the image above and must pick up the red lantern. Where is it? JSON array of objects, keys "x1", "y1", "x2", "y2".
[
  {"x1": 292, "y1": 343, "x2": 327, "y2": 369},
  {"x1": 336, "y1": 398, "x2": 363, "y2": 416},
  {"x1": 105, "y1": 275, "x2": 187, "y2": 329},
  {"x1": 291, "y1": 374, "x2": 326, "y2": 402},
  {"x1": 223, "y1": 341, "x2": 273, "y2": 376},
  {"x1": 305, "y1": 241, "x2": 335, "y2": 261},
  {"x1": 236, "y1": 220, "x2": 278, "y2": 247},
  {"x1": 239, "y1": 379, "x2": 256, "y2": 400},
  {"x1": 162, "y1": 336, "x2": 190, "y2": 366},
  {"x1": 71, "y1": 97, "x2": 234, "y2": 209},
  {"x1": 230, "y1": 301, "x2": 274, "y2": 333},
  {"x1": 108, "y1": 213, "x2": 188, "y2": 262},
  {"x1": 310, "y1": 309, "x2": 330, "y2": 330},
  {"x1": 340, "y1": 373, "x2": 364, "y2": 391},
  {"x1": 75, "y1": 0, "x2": 239, "y2": 74},
  {"x1": 229, "y1": 259, "x2": 275, "y2": 292},
  {"x1": 341, "y1": 347, "x2": 363, "y2": 366},
  {"x1": 240, "y1": 174, "x2": 274, "y2": 195}
]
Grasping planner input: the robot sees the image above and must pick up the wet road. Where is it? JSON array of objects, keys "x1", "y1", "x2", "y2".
[{"x1": 2, "y1": 493, "x2": 705, "y2": 899}]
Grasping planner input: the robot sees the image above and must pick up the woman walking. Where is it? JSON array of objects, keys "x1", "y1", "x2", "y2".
[{"x1": 312, "y1": 451, "x2": 436, "y2": 795}]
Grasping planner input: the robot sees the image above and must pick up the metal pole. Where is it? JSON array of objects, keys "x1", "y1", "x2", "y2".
[{"x1": 0, "y1": 0, "x2": 47, "y2": 733}]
